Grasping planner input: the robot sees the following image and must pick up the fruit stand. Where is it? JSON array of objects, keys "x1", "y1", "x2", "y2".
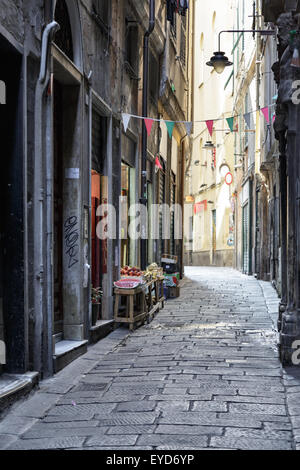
[{"x1": 114, "y1": 264, "x2": 165, "y2": 331}]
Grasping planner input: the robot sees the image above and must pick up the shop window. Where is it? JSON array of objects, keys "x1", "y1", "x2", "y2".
[{"x1": 120, "y1": 162, "x2": 136, "y2": 267}]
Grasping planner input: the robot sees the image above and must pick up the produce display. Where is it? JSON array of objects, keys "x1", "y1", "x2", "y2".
[
  {"x1": 114, "y1": 278, "x2": 142, "y2": 289},
  {"x1": 120, "y1": 266, "x2": 143, "y2": 277},
  {"x1": 117, "y1": 263, "x2": 165, "y2": 291},
  {"x1": 144, "y1": 263, "x2": 164, "y2": 281}
]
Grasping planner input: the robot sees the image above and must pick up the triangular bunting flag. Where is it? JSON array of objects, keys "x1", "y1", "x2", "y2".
[
  {"x1": 244, "y1": 112, "x2": 251, "y2": 129},
  {"x1": 261, "y1": 107, "x2": 270, "y2": 124},
  {"x1": 155, "y1": 156, "x2": 163, "y2": 171},
  {"x1": 185, "y1": 122, "x2": 193, "y2": 136},
  {"x1": 144, "y1": 118, "x2": 154, "y2": 137},
  {"x1": 165, "y1": 121, "x2": 175, "y2": 139},
  {"x1": 206, "y1": 120, "x2": 214, "y2": 137},
  {"x1": 122, "y1": 113, "x2": 131, "y2": 133},
  {"x1": 226, "y1": 117, "x2": 234, "y2": 132}
]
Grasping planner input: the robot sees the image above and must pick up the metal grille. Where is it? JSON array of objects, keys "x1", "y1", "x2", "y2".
[{"x1": 180, "y1": 20, "x2": 186, "y2": 67}]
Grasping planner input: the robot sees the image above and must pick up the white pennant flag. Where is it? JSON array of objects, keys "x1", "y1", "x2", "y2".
[
  {"x1": 185, "y1": 122, "x2": 192, "y2": 136},
  {"x1": 122, "y1": 113, "x2": 131, "y2": 133}
]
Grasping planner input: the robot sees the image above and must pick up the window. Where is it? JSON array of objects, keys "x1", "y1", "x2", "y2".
[
  {"x1": 244, "y1": 93, "x2": 249, "y2": 148},
  {"x1": 180, "y1": 16, "x2": 187, "y2": 68},
  {"x1": 149, "y1": 51, "x2": 159, "y2": 103},
  {"x1": 54, "y1": 0, "x2": 74, "y2": 61},
  {"x1": 212, "y1": 11, "x2": 217, "y2": 50},
  {"x1": 125, "y1": 22, "x2": 139, "y2": 76},
  {"x1": 199, "y1": 34, "x2": 204, "y2": 86},
  {"x1": 171, "y1": 12, "x2": 177, "y2": 39}
]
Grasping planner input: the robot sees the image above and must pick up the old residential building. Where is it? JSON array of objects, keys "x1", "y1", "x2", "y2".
[
  {"x1": 261, "y1": 0, "x2": 300, "y2": 364},
  {"x1": 231, "y1": 0, "x2": 278, "y2": 280},
  {"x1": 0, "y1": 0, "x2": 191, "y2": 407}
]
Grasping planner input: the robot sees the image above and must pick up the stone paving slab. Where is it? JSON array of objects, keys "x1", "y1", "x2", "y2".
[{"x1": 0, "y1": 267, "x2": 299, "y2": 450}]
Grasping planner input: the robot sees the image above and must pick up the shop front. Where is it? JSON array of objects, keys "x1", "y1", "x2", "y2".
[{"x1": 120, "y1": 133, "x2": 137, "y2": 270}]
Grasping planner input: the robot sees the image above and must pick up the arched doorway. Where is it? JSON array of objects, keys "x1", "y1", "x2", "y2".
[{"x1": 53, "y1": 0, "x2": 83, "y2": 70}]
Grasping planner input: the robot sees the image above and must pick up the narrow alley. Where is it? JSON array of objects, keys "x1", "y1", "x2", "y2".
[{"x1": 0, "y1": 267, "x2": 299, "y2": 451}]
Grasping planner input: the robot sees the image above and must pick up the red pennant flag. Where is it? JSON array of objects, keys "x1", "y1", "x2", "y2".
[
  {"x1": 206, "y1": 120, "x2": 214, "y2": 137},
  {"x1": 155, "y1": 156, "x2": 163, "y2": 171},
  {"x1": 261, "y1": 107, "x2": 270, "y2": 124},
  {"x1": 144, "y1": 118, "x2": 154, "y2": 136}
]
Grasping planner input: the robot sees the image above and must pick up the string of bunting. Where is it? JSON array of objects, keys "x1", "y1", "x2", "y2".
[{"x1": 122, "y1": 103, "x2": 276, "y2": 139}]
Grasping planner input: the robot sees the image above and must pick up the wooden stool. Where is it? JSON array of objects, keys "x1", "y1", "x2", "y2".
[{"x1": 114, "y1": 285, "x2": 147, "y2": 331}]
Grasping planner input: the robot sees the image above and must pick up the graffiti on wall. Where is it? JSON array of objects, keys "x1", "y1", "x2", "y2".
[{"x1": 64, "y1": 216, "x2": 79, "y2": 268}]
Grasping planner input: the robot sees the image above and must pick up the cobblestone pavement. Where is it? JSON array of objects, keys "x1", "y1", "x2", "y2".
[{"x1": 1, "y1": 267, "x2": 300, "y2": 450}]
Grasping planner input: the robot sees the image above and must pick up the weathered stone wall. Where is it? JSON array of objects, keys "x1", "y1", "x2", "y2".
[{"x1": 0, "y1": 0, "x2": 24, "y2": 43}]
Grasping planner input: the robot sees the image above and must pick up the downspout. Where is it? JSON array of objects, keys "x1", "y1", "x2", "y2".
[
  {"x1": 141, "y1": 0, "x2": 155, "y2": 271},
  {"x1": 254, "y1": 1, "x2": 261, "y2": 276},
  {"x1": 34, "y1": 21, "x2": 59, "y2": 375},
  {"x1": 180, "y1": 134, "x2": 188, "y2": 278},
  {"x1": 87, "y1": 70, "x2": 93, "y2": 332}
]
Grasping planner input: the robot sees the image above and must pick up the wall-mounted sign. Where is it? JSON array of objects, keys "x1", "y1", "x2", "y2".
[
  {"x1": 225, "y1": 172, "x2": 233, "y2": 186},
  {"x1": 65, "y1": 168, "x2": 80, "y2": 179},
  {"x1": 194, "y1": 200, "x2": 207, "y2": 214}
]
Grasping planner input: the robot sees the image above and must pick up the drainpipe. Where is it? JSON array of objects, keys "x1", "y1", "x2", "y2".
[
  {"x1": 34, "y1": 21, "x2": 59, "y2": 376},
  {"x1": 180, "y1": 134, "x2": 188, "y2": 278},
  {"x1": 141, "y1": 0, "x2": 155, "y2": 271},
  {"x1": 87, "y1": 70, "x2": 93, "y2": 333},
  {"x1": 255, "y1": 2, "x2": 261, "y2": 276}
]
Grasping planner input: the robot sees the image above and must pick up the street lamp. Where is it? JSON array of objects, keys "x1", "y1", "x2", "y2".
[
  {"x1": 206, "y1": 51, "x2": 232, "y2": 74},
  {"x1": 207, "y1": 29, "x2": 275, "y2": 74}
]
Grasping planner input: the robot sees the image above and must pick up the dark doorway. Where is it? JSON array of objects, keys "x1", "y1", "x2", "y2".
[{"x1": 0, "y1": 36, "x2": 25, "y2": 373}]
